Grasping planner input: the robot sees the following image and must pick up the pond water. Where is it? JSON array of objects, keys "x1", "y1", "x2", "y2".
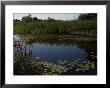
[
  {"x1": 13, "y1": 35, "x2": 97, "y2": 75},
  {"x1": 26, "y1": 43, "x2": 87, "y2": 62},
  {"x1": 14, "y1": 35, "x2": 87, "y2": 62}
]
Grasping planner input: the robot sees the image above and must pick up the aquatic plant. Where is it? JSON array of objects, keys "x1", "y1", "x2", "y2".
[
  {"x1": 57, "y1": 59, "x2": 96, "y2": 73},
  {"x1": 14, "y1": 51, "x2": 69, "y2": 75},
  {"x1": 14, "y1": 50, "x2": 96, "y2": 75}
]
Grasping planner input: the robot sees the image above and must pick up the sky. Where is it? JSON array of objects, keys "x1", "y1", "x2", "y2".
[{"x1": 14, "y1": 13, "x2": 80, "y2": 21}]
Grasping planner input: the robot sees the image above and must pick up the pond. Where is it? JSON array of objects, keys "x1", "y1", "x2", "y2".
[
  {"x1": 13, "y1": 35, "x2": 97, "y2": 75},
  {"x1": 14, "y1": 35, "x2": 87, "y2": 62},
  {"x1": 28, "y1": 42, "x2": 87, "y2": 62}
]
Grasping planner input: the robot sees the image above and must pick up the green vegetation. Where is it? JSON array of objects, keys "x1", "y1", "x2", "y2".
[
  {"x1": 13, "y1": 13, "x2": 97, "y2": 75},
  {"x1": 14, "y1": 52, "x2": 68, "y2": 75},
  {"x1": 14, "y1": 51, "x2": 96, "y2": 75},
  {"x1": 14, "y1": 13, "x2": 97, "y2": 38}
]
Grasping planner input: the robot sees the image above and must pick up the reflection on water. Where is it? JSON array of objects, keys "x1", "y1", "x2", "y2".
[
  {"x1": 13, "y1": 35, "x2": 97, "y2": 75},
  {"x1": 14, "y1": 35, "x2": 87, "y2": 62},
  {"x1": 26, "y1": 43, "x2": 87, "y2": 62}
]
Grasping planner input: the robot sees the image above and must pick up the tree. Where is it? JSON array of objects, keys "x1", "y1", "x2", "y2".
[
  {"x1": 33, "y1": 17, "x2": 38, "y2": 21},
  {"x1": 14, "y1": 14, "x2": 97, "y2": 36},
  {"x1": 21, "y1": 14, "x2": 33, "y2": 23},
  {"x1": 78, "y1": 13, "x2": 97, "y2": 20}
]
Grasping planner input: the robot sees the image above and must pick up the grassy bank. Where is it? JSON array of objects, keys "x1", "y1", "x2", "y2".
[{"x1": 19, "y1": 34, "x2": 97, "y2": 45}]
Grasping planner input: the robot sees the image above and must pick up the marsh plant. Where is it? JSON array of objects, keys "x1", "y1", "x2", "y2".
[
  {"x1": 14, "y1": 50, "x2": 96, "y2": 75},
  {"x1": 14, "y1": 13, "x2": 97, "y2": 75}
]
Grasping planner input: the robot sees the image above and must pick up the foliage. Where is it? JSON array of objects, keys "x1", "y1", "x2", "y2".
[
  {"x1": 14, "y1": 14, "x2": 97, "y2": 36},
  {"x1": 13, "y1": 13, "x2": 97, "y2": 75},
  {"x1": 14, "y1": 51, "x2": 96, "y2": 75},
  {"x1": 14, "y1": 51, "x2": 68, "y2": 75},
  {"x1": 78, "y1": 13, "x2": 97, "y2": 20}
]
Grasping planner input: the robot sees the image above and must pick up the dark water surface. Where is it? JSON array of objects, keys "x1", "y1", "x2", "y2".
[
  {"x1": 26, "y1": 43, "x2": 87, "y2": 62},
  {"x1": 14, "y1": 35, "x2": 87, "y2": 62},
  {"x1": 14, "y1": 35, "x2": 97, "y2": 75}
]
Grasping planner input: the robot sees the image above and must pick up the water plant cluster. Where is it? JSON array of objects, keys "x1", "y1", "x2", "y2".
[
  {"x1": 14, "y1": 51, "x2": 96, "y2": 75},
  {"x1": 13, "y1": 13, "x2": 97, "y2": 75}
]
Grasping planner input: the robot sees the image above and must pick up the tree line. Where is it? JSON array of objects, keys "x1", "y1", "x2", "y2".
[{"x1": 14, "y1": 13, "x2": 97, "y2": 36}]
